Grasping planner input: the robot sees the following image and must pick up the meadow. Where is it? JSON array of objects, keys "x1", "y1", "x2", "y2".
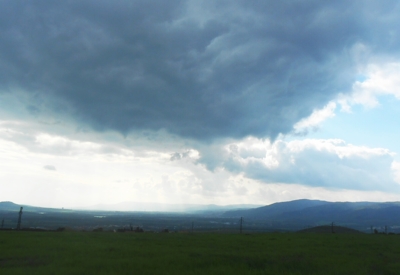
[{"x1": 1, "y1": 231, "x2": 400, "y2": 274}]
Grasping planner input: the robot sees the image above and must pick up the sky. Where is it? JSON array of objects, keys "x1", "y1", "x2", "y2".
[{"x1": 1, "y1": 0, "x2": 400, "y2": 209}]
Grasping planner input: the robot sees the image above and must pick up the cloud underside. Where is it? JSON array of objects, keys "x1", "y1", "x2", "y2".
[
  {"x1": 1, "y1": 126, "x2": 399, "y2": 207},
  {"x1": 163, "y1": 136, "x2": 397, "y2": 193},
  {"x1": 43, "y1": 165, "x2": 56, "y2": 171},
  {"x1": 1, "y1": 117, "x2": 397, "y2": 193},
  {"x1": 1, "y1": 0, "x2": 399, "y2": 140}
]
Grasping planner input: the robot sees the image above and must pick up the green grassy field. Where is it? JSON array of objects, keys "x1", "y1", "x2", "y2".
[{"x1": 1, "y1": 231, "x2": 400, "y2": 274}]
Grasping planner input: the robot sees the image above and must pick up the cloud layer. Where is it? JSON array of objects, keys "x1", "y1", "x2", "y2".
[
  {"x1": 1, "y1": 1, "x2": 400, "y2": 207},
  {"x1": 2, "y1": 1, "x2": 399, "y2": 140},
  {"x1": 195, "y1": 137, "x2": 399, "y2": 192}
]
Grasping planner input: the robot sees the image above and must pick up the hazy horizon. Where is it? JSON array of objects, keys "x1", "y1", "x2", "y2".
[
  {"x1": 1, "y1": 199, "x2": 263, "y2": 212},
  {"x1": 2, "y1": 197, "x2": 399, "y2": 213}
]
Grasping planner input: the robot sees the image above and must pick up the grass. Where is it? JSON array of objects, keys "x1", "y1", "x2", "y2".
[{"x1": 1, "y1": 231, "x2": 400, "y2": 274}]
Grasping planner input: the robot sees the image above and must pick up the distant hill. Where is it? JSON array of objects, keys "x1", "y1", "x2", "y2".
[
  {"x1": 0, "y1": 200, "x2": 400, "y2": 233},
  {"x1": 222, "y1": 199, "x2": 330, "y2": 219},
  {"x1": 297, "y1": 225, "x2": 362, "y2": 234},
  {"x1": 0, "y1": 201, "x2": 24, "y2": 211},
  {"x1": 223, "y1": 199, "x2": 400, "y2": 232},
  {"x1": 4, "y1": 199, "x2": 400, "y2": 233},
  {"x1": 0, "y1": 201, "x2": 68, "y2": 213}
]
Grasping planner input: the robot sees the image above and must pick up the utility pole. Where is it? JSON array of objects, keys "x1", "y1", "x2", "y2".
[
  {"x1": 240, "y1": 217, "x2": 243, "y2": 234},
  {"x1": 17, "y1": 207, "x2": 23, "y2": 230}
]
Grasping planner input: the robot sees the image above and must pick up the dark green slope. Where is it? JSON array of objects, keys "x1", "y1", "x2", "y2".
[
  {"x1": 222, "y1": 199, "x2": 330, "y2": 219},
  {"x1": 297, "y1": 225, "x2": 362, "y2": 233},
  {"x1": 223, "y1": 200, "x2": 400, "y2": 231}
]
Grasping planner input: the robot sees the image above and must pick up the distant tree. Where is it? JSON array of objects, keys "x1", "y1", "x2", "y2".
[
  {"x1": 134, "y1": 227, "x2": 144, "y2": 233},
  {"x1": 17, "y1": 207, "x2": 23, "y2": 230}
]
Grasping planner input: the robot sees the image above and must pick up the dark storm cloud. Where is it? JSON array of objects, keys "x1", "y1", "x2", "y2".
[{"x1": 1, "y1": 0, "x2": 399, "y2": 140}]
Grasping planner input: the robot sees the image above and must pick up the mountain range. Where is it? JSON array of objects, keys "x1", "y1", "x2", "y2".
[
  {"x1": 2, "y1": 199, "x2": 400, "y2": 232},
  {"x1": 223, "y1": 199, "x2": 400, "y2": 231}
]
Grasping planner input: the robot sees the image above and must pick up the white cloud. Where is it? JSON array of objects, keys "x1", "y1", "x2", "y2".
[
  {"x1": 35, "y1": 134, "x2": 102, "y2": 156},
  {"x1": 293, "y1": 102, "x2": 337, "y2": 133},
  {"x1": 339, "y1": 62, "x2": 400, "y2": 110},
  {"x1": 1, "y1": 117, "x2": 400, "y2": 208},
  {"x1": 290, "y1": 61, "x2": 400, "y2": 133},
  {"x1": 219, "y1": 137, "x2": 398, "y2": 191},
  {"x1": 392, "y1": 161, "x2": 400, "y2": 185}
]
